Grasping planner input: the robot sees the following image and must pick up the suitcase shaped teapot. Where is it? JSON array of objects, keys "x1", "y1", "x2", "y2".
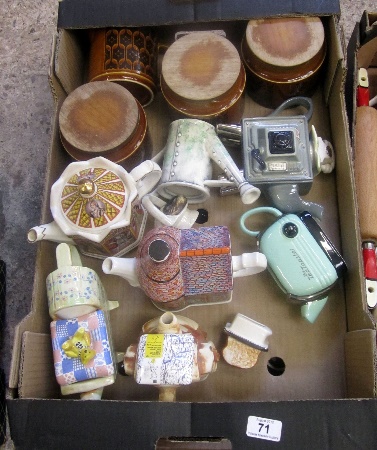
[{"x1": 240, "y1": 207, "x2": 347, "y2": 322}]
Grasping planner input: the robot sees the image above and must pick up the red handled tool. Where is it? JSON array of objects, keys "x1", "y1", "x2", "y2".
[
  {"x1": 357, "y1": 68, "x2": 370, "y2": 107},
  {"x1": 362, "y1": 241, "x2": 377, "y2": 308}
]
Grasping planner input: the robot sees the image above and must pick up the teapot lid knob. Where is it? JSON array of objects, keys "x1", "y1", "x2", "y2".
[{"x1": 78, "y1": 179, "x2": 96, "y2": 197}]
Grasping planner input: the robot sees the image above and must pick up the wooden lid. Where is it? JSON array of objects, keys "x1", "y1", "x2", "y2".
[
  {"x1": 59, "y1": 81, "x2": 140, "y2": 156},
  {"x1": 244, "y1": 17, "x2": 325, "y2": 69},
  {"x1": 161, "y1": 32, "x2": 241, "y2": 101}
]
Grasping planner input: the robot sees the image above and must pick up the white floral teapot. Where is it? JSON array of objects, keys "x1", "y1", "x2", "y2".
[{"x1": 28, "y1": 157, "x2": 162, "y2": 259}]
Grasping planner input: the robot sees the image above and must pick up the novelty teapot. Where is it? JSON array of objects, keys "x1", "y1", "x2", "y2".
[
  {"x1": 28, "y1": 157, "x2": 162, "y2": 259},
  {"x1": 102, "y1": 225, "x2": 267, "y2": 311},
  {"x1": 48, "y1": 244, "x2": 119, "y2": 400},
  {"x1": 217, "y1": 97, "x2": 335, "y2": 219},
  {"x1": 147, "y1": 119, "x2": 261, "y2": 206},
  {"x1": 240, "y1": 206, "x2": 347, "y2": 322},
  {"x1": 122, "y1": 311, "x2": 219, "y2": 401}
]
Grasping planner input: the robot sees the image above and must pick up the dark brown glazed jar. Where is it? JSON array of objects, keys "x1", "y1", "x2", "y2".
[
  {"x1": 59, "y1": 81, "x2": 147, "y2": 165},
  {"x1": 241, "y1": 17, "x2": 326, "y2": 108},
  {"x1": 87, "y1": 27, "x2": 158, "y2": 107},
  {"x1": 160, "y1": 31, "x2": 246, "y2": 123}
]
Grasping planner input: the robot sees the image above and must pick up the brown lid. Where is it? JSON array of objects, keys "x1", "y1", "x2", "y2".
[
  {"x1": 59, "y1": 81, "x2": 140, "y2": 157},
  {"x1": 244, "y1": 17, "x2": 325, "y2": 78},
  {"x1": 161, "y1": 32, "x2": 241, "y2": 101}
]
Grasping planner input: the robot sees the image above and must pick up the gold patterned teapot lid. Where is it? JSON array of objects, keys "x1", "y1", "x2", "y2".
[{"x1": 50, "y1": 157, "x2": 138, "y2": 239}]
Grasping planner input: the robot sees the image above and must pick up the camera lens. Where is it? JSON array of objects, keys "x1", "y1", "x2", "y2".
[
  {"x1": 268, "y1": 130, "x2": 294, "y2": 154},
  {"x1": 282, "y1": 222, "x2": 298, "y2": 238}
]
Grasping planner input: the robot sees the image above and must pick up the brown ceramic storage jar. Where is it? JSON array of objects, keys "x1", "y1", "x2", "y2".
[
  {"x1": 59, "y1": 81, "x2": 147, "y2": 165},
  {"x1": 160, "y1": 31, "x2": 246, "y2": 123},
  {"x1": 241, "y1": 17, "x2": 326, "y2": 107},
  {"x1": 87, "y1": 28, "x2": 158, "y2": 107}
]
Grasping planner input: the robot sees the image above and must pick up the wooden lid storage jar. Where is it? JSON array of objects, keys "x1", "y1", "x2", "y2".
[
  {"x1": 160, "y1": 31, "x2": 246, "y2": 123},
  {"x1": 59, "y1": 81, "x2": 147, "y2": 165},
  {"x1": 241, "y1": 17, "x2": 326, "y2": 107}
]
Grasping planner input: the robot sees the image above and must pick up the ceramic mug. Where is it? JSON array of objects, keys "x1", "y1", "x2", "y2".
[
  {"x1": 88, "y1": 27, "x2": 158, "y2": 107},
  {"x1": 47, "y1": 244, "x2": 119, "y2": 320},
  {"x1": 154, "y1": 119, "x2": 260, "y2": 205}
]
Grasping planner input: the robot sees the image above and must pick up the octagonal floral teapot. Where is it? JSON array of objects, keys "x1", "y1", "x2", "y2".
[{"x1": 28, "y1": 157, "x2": 162, "y2": 259}]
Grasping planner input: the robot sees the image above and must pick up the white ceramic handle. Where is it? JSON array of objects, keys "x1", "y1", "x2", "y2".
[
  {"x1": 129, "y1": 160, "x2": 162, "y2": 199},
  {"x1": 142, "y1": 193, "x2": 198, "y2": 228},
  {"x1": 232, "y1": 252, "x2": 267, "y2": 278},
  {"x1": 142, "y1": 193, "x2": 173, "y2": 225}
]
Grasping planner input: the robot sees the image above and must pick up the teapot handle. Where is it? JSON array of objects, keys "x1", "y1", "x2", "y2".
[
  {"x1": 240, "y1": 207, "x2": 283, "y2": 237},
  {"x1": 269, "y1": 96, "x2": 313, "y2": 122},
  {"x1": 56, "y1": 243, "x2": 83, "y2": 269},
  {"x1": 142, "y1": 192, "x2": 199, "y2": 229},
  {"x1": 232, "y1": 252, "x2": 267, "y2": 278},
  {"x1": 129, "y1": 160, "x2": 162, "y2": 199}
]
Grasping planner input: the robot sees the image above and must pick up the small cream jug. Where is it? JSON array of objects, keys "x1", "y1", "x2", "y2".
[{"x1": 28, "y1": 156, "x2": 162, "y2": 259}]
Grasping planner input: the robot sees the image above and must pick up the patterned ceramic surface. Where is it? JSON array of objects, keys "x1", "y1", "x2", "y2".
[
  {"x1": 88, "y1": 28, "x2": 158, "y2": 106},
  {"x1": 136, "y1": 226, "x2": 233, "y2": 310},
  {"x1": 50, "y1": 310, "x2": 114, "y2": 386},
  {"x1": 47, "y1": 266, "x2": 106, "y2": 319},
  {"x1": 135, "y1": 333, "x2": 196, "y2": 385},
  {"x1": 61, "y1": 167, "x2": 127, "y2": 230}
]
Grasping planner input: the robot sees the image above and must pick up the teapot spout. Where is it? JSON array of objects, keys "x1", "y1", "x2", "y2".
[
  {"x1": 102, "y1": 257, "x2": 140, "y2": 287},
  {"x1": 27, "y1": 222, "x2": 74, "y2": 245}
]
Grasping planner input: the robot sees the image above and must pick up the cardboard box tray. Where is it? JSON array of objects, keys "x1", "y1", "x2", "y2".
[{"x1": 7, "y1": 2, "x2": 377, "y2": 448}]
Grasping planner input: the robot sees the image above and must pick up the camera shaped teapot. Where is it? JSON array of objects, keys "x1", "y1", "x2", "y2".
[
  {"x1": 240, "y1": 206, "x2": 347, "y2": 322},
  {"x1": 28, "y1": 157, "x2": 162, "y2": 259},
  {"x1": 217, "y1": 97, "x2": 335, "y2": 219}
]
